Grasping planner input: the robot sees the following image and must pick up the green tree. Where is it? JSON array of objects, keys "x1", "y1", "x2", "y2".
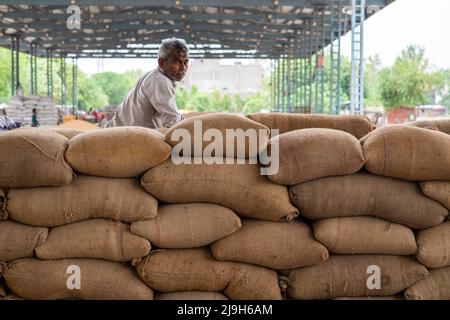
[
  {"x1": 77, "y1": 73, "x2": 109, "y2": 111},
  {"x1": 92, "y1": 72, "x2": 133, "y2": 106},
  {"x1": 379, "y1": 45, "x2": 436, "y2": 111}
]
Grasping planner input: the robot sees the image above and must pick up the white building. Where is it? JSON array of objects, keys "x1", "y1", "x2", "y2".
[{"x1": 179, "y1": 59, "x2": 264, "y2": 98}]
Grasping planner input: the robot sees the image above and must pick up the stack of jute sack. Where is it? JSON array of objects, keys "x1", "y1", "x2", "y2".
[
  {"x1": 0, "y1": 127, "x2": 171, "y2": 300},
  {"x1": 2, "y1": 113, "x2": 450, "y2": 300},
  {"x1": 248, "y1": 113, "x2": 448, "y2": 300},
  {"x1": 6, "y1": 95, "x2": 60, "y2": 127}
]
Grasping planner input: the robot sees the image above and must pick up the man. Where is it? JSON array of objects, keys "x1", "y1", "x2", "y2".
[{"x1": 107, "y1": 37, "x2": 188, "y2": 129}]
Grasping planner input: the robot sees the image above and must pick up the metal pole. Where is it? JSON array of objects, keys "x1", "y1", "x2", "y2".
[
  {"x1": 11, "y1": 36, "x2": 20, "y2": 95},
  {"x1": 47, "y1": 49, "x2": 53, "y2": 97},
  {"x1": 72, "y1": 57, "x2": 78, "y2": 116},
  {"x1": 277, "y1": 58, "x2": 281, "y2": 112},
  {"x1": 308, "y1": 23, "x2": 313, "y2": 113},
  {"x1": 60, "y1": 54, "x2": 67, "y2": 113},
  {"x1": 30, "y1": 43, "x2": 37, "y2": 95},
  {"x1": 287, "y1": 54, "x2": 291, "y2": 113},
  {"x1": 351, "y1": 0, "x2": 366, "y2": 115},
  {"x1": 320, "y1": 7, "x2": 325, "y2": 114}
]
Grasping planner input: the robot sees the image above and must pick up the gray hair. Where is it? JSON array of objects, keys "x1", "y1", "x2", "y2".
[{"x1": 158, "y1": 38, "x2": 189, "y2": 60}]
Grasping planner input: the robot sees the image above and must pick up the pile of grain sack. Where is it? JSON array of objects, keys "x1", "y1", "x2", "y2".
[
  {"x1": 1, "y1": 113, "x2": 450, "y2": 300},
  {"x1": 5, "y1": 95, "x2": 61, "y2": 127}
]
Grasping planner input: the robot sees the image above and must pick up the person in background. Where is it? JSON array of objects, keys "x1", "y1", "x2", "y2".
[
  {"x1": 106, "y1": 37, "x2": 188, "y2": 129},
  {"x1": 31, "y1": 108, "x2": 40, "y2": 127}
]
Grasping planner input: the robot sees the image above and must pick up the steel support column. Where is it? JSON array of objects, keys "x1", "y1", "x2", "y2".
[
  {"x1": 351, "y1": 0, "x2": 366, "y2": 115},
  {"x1": 72, "y1": 57, "x2": 78, "y2": 116},
  {"x1": 11, "y1": 36, "x2": 20, "y2": 96},
  {"x1": 330, "y1": 0, "x2": 343, "y2": 115},
  {"x1": 30, "y1": 43, "x2": 37, "y2": 95},
  {"x1": 47, "y1": 49, "x2": 53, "y2": 97},
  {"x1": 60, "y1": 54, "x2": 67, "y2": 112}
]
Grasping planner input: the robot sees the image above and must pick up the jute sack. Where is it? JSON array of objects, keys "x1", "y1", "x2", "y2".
[
  {"x1": 289, "y1": 172, "x2": 448, "y2": 229},
  {"x1": 211, "y1": 219, "x2": 329, "y2": 270},
  {"x1": 0, "y1": 221, "x2": 48, "y2": 261},
  {"x1": 419, "y1": 181, "x2": 450, "y2": 210},
  {"x1": 416, "y1": 222, "x2": 450, "y2": 268},
  {"x1": 155, "y1": 291, "x2": 229, "y2": 300},
  {"x1": 142, "y1": 160, "x2": 299, "y2": 221},
  {"x1": 286, "y1": 255, "x2": 428, "y2": 300},
  {"x1": 406, "y1": 119, "x2": 450, "y2": 135},
  {"x1": 131, "y1": 203, "x2": 241, "y2": 248},
  {"x1": 0, "y1": 189, "x2": 6, "y2": 219},
  {"x1": 47, "y1": 127, "x2": 83, "y2": 139},
  {"x1": 134, "y1": 248, "x2": 282, "y2": 300},
  {"x1": 247, "y1": 113, "x2": 374, "y2": 139},
  {"x1": 165, "y1": 113, "x2": 269, "y2": 159},
  {"x1": 334, "y1": 296, "x2": 405, "y2": 300},
  {"x1": 266, "y1": 128, "x2": 365, "y2": 185},
  {"x1": 404, "y1": 267, "x2": 450, "y2": 300},
  {"x1": 65, "y1": 126, "x2": 171, "y2": 178},
  {"x1": 35, "y1": 219, "x2": 151, "y2": 262},
  {"x1": 7, "y1": 175, "x2": 158, "y2": 227},
  {"x1": 3, "y1": 258, "x2": 153, "y2": 300},
  {"x1": 361, "y1": 125, "x2": 450, "y2": 181},
  {"x1": 313, "y1": 217, "x2": 417, "y2": 255},
  {"x1": 183, "y1": 112, "x2": 221, "y2": 119},
  {"x1": 0, "y1": 128, "x2": 73, "y2": 188}
]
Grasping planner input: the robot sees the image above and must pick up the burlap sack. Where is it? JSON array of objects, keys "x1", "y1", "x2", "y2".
[
  {"x1": 267, "y1": 128, "x2": 365, "y2": 185},
  {"x1": 416, "y1": 222, "x2": 450, "y2": 268},
  {"x1": 47, "y1": 127, "x2": 83, "y2": 139},
  {"x1": 35, "y1": 219, "x2": 151, "y2": 261},
  {"x1": 0, "y1": 189, "x2": 6, "y2": 220},
  {"x1": 7, "y1": 175, "x2": 158, "y2": 227},
  {"x1": 142, "y1": 160, "x2": 299, "y2": 221},
  {"x1": 0, "y1": 221, "x2": 48, "y2": 261},
  {"x1": 131, "y1": 203, "x2": 241, "y2": 248},
  {"x1": 211, "y1": 219, "x2": 328, "y2": 270},
  {"x1": 420, "y1": 181, "x2": 450, "y2": 210},
  {"x1": 361, "y1": 125, "x2": 450, "y2": 181},
  {"x1": 247, "y1": 113, "x2": 374, "y2": 139},
  {"x1": 334, "y1": 295, "x2": 405, "y2": 300},
  {"x1": 183, "y1": 112, "x2": 220, "y2": 119},
  {"x1": 155, "y1": 291, "x2": 229, "y2": 300},
  {"x1": 286, "y1": 255, "x2": 428, "y2": 300},
  {"x1": 3, "y1": 258, "x2": 153, "y2": 300},
  {"x1": 405, "y1": 267, "x2": 450, "y2": 300},
  {"x1": 0, "y1": 128, "x2": 73, "y2": 188},
  {"x1": 290, "y1": 172, "x2": 448, "y2": 229},
  {"x1": 165, "y1": 113, "x2": 269, "y2": 159},
  {"x1": 313, "y1": 217, "x2": 417, "y2": 255},
  {"x1": 65, "y1": 126, "x2": 171, "y2": 178},
  {"x1": 134, "y1": 248, "x2": 282, "y2": 300},
  {"x1": 406, "y1": 119, "x2": 450, "y2": 135}
]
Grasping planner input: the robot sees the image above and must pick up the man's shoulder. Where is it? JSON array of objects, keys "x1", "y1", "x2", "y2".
[{"x1": 144, "y1": 68, "x2": 173, "y2": 86}]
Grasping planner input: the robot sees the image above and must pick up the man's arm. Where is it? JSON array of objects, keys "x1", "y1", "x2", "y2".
[{"x1": 148, "y1": 80, "x2": 183, "y2": 128}]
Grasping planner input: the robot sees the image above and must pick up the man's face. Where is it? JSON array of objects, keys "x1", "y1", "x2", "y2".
[{"x1": 159, "y1": 50, "x2": 189, "y2": 82}]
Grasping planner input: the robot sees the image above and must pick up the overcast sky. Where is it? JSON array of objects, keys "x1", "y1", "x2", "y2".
[{"x1": 78, "y1": 0, "x2": 450, "y2": 75}]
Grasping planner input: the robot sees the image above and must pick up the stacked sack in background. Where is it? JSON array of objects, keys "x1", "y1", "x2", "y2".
[
  {"x1": 1, "y1": 113, "x2": 450, "y2": 300},
  {"x1": 251, "y1": 114, "x2": 448, "y2": 300},
  {"x1": 6, "y1": 95, "x2": 60, "y2": 127}
]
